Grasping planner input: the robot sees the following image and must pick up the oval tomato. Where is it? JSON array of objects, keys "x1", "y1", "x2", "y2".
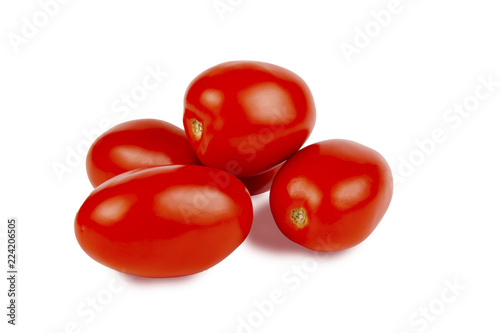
[
  {"x1": 183, "y1": 61, "x2": 316, "y2": 177},
  {"x1": 86, "y1": 119, "x2": 200, "y2": 187},
  {"x1": 75, "y1": 165, "x2": 253, "y2": 277},
  {"x1": 269, "y1": 139, "x2": 393, "y2": 252},
  {"x1": 239, "y1": 164, "x2": 282, "y2": 196}
]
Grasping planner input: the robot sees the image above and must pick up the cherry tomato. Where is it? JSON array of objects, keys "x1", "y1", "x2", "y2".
[
  {"x1": 269, "y1": 139, "x2": 393, "y2": 252},
  {"x1": 86, "y1": 119, "x2": 200, "y2": 187},
  {"x1": 183, "y1": 61, "x2": 316, "y2": 177},
  {"x1": 75, "y1": 165, "x2": 253, "y2": 278},
  {"x1": 239, "y1": 164, "x2": 282, "y2": 196}
]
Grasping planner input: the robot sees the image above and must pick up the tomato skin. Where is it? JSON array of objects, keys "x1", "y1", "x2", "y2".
[
  {"x1": 239, "y1": 164, "x2": 282, "y2": 196},
  {"x1": 86, "y1": 119, "x2": 200, "y2": 188},
  {"x1": 183, "y1": 61, "x2": 316, "y2": 177},
  {"x1": 75, "y1": 165, "x2": 253, "y2": 278},
  {"x1": 269, "y1": 139, "x2": 393, "y2": 252}
]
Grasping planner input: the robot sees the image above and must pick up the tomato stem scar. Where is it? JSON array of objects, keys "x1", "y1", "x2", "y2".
[
  {"x1": 291, "y1": 208, "x2": 308, "y2": 228},
  {"x1": 191, "y1": 119, "x2": 203, "y2": 140}
]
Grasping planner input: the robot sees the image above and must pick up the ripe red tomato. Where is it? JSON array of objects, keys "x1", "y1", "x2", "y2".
[
  {"x1": 183, "y1": 61, "x2": 316, "y2": 177},
  {"x1": 269, "y1": 139, "x2": 393, "y2": 252},
  {"x1": 75, "y1": 165, "x2": 253, "y2": 278},
  {"x1": 239, "y1": 163, "x2": 282, "y2": 196},
  {"x1": 86, "y1": 119, "x2": 200, "y2": 187}
]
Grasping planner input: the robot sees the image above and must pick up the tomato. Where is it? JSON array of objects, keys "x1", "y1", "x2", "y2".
[
  {"x1": 269, "y1": 139, "x2": 393, "y2": 252},
  {"x1": 75, "y1": 165, "x2": 253, "y2": 278},
  {"x1": 86, "y1": 119, "x2": 200, "y2": 187},
  {"x1": 183, "y1": 61, "x2": 316, "y2": 177},
  {"x1": 239, "y1": 164, "x2": 282, "y2": 196}
]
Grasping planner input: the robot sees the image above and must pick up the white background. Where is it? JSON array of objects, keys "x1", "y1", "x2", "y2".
[{"x1": 1, "y1": 0, "x2": 500, "y2": 332}]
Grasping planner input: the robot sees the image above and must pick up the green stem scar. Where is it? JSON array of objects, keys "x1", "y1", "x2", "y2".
[
  {"x1": 291, "y1": 208, "x2": 308, "y2": 228},
  {"x1": 191, "y1": 119, "x2": 203, "y2": 140}
]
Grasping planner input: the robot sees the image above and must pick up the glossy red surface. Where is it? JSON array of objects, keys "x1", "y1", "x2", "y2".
[
  {"x1": 75, "y1": 165, "x2": 253, "y2": 277},
  {"x1": 86, "y1": 119, "x2": 200, "y2": 187},
  {"x1": 183, "y1": 61, "x2": 316, "y2": 177},
  {"x1": 269, "y1": 139, "x2": 393, "y2": 252}
]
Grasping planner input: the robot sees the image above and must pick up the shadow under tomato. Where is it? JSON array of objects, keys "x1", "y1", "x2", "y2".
[
  {"x1": 116, "y1": 270, "x2": 199, "y2": 285},
  {"x1": 247, "y1": 197, "x2": 313, "y2": 255}
]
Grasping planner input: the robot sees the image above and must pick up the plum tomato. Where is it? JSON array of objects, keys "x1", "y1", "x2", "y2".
[
  {"x1": 86, "y1": 119, "x2": 200, "y2": 187},
  {"x1": 239, "y1": 163, "x2": 282, "y2": 196},
  {"x1": 269, "y1": 139, "x2": 393, "y2": 252},
  {"x1": 75, "y1": 165, "x2": 253, "y2": 278},
  {"x1": 183, "y1": 61, "x2": 316, "y2": 177}
]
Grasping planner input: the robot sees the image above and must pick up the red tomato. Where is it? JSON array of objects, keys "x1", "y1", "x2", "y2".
[
  {"x1": 269, "y1": 139, "x2": 393, "y2": 252},
  {"x1": 183, "y1": 61, "x2": 316, "y2": 177},
  {"x1": 239, "y1": 163, "x2": 282, "y2": 196},
  {"x1": 75, "y1": 165, "x2": 253, "y2": 278},
  {"x1": 86, "y1": 119, "x2": 200, "y2": 187}
]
